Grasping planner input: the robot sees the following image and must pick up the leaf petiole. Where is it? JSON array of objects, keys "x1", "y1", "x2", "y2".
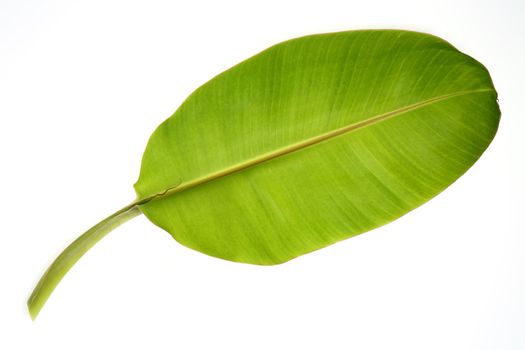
[{"x1": 27, "y1": 204, "x2": 142, "y2": 320}]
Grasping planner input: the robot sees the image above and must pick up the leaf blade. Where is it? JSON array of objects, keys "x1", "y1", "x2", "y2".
[{"x1": 135, "y1": 30, "x2": 500, "y2": 264}]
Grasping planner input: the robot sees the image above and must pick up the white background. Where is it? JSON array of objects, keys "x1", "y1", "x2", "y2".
[{"x1": 1, "y1": 0, "x2": 524, "y2": 349}]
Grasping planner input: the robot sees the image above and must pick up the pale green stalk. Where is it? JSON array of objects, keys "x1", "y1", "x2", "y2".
[{"x1": 27, "y1": 204, "x2": 142, "y2": 320}]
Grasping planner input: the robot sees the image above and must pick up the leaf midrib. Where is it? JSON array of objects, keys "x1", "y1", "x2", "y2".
[{"x1": 138, "y1": 88, "x2": 494, "y2": 204}]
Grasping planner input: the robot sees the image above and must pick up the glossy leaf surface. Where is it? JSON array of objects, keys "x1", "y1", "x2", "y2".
[{"x1": 134, "y1": 30, "x2": 500, "y2": 265}]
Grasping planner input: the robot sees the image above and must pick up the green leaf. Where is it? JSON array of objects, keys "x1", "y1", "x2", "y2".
[
  {"x1": 28, "y1": 29, "x2": 500, "y2": 319},
  {"x1": 134, "y1": 29, "x2": 499, "y2": 263}
]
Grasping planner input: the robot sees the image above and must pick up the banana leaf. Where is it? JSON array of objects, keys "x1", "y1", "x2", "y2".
[{"x1": 28, "y1": 29, "x2": 500, "y2": 319}]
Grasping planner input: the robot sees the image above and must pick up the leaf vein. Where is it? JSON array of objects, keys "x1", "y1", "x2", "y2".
[{"x1": 140, "y1": 88, "x2": 494, "y2": 203}]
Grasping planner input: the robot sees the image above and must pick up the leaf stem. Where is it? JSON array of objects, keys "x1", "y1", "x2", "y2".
[{"x1": 27, "y1": 203, "x2": 142, "y2": 320}]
